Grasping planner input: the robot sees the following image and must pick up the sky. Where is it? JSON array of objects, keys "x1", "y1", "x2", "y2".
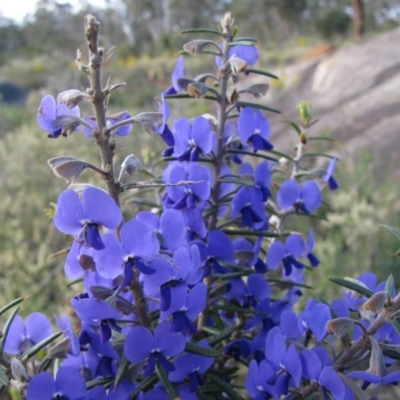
[{"x1": 0, "y1": 0, "x2": 104, "y2": 24}]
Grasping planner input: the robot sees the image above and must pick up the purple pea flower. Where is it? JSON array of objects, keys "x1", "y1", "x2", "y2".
[
  {"x1": 301, "y1": 348, "x2": 346, "y2": 400},
  {"x1": 173, "y1": 116, "x2": 212, "y2": 161},
  {"x1": 169, "y1": 341, "x2": 214, "y2": 392},
  {"x1": 4, "y1": 312, "x2": 53, "y2": 354},
  {"x1": 267, "y1": 234, "x2": 306, "y2": 276},
  {"x1": 277, "y1": 179, "x2": 322, "y2": 214},
  {"x1": 216, "y1": 45, "x2": 259, "y2": 68},
  {"x1": 64, "y1": 240, "x2": 95, "y2": 279},
  {"x1": 136, "y1": 209, "x2": 186, "y2": 251},
  {"x1": 26, "y1": 366, "x2": 86, "y2": 400},
  {"x1": 71, "y1": 297, "x2": 122, "y2": 344},
  {"x1": 162, "y1": 162, "x2": 211, "y2": 210},
  {"x1": 237, "y1": 107, "x2": 273, "y2": 152},
  {"x1": 54, "y1": 314, "x2": 80, "y2": 356},
  {"x1": 156, "y1": 93, "x2": 175, "y2": 156},
  {"x1": 37, "y1": 94, "x2": 80, "y2": 138},
  {"x1": 54, "y1": 186, "x2": 122, "y2": 251},
  {"x1": 298, "y1": 300, "x2": 332, "y2": 343},
  {"x1": 265, "y1": 327, "x2": 302, "y2": 396},
  {"x1": 94, "y1": 218, "x2": 160, "y2": 281},
  {"x1": 124, "y1": 321, "x2": 185, "y2": 376},
  {"x1": 165, "y1": 55, "x2": 185, "y2": 95},
  {"x1": 82, "y1": 111, "x2": 132, "y2": 137},
  {"x1": 323, "y1": 157, "x2": 339, "y2": 190},
  {"x1": 245, "y1": 359, "x2": 278, "y2": 400},
  {"x1": 306, "y1": 229, "x2": 320, "y2": 267},
  {"x1": 233, "y1": 237, "x2": 267, "y2": 273}
]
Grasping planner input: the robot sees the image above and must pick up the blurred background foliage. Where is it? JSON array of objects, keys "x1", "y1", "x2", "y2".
[{"x1": 0, "y1": 0, "x2": 399, "y2": 316}]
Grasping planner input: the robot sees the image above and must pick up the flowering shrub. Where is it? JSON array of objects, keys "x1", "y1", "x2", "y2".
[{"x1": 1, "y1": 12, "x2": 400, "y2": 400}]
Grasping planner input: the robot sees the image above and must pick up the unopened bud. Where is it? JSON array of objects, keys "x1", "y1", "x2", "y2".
[
  {"x1": 326, "y1": 317, "x2": 355, "y2": 337},
  {"x1": 226, "y1": 86, "x2": 239, "y2": 103},
  {"x1": 187, "y1": 82, "x2": 209, "y2": 98},
  {"x1": 227, "y1": 57, "x2": 247, "y2": 75},
  {"x1": 297, "y1": 100, "x2": 313, "y2": 127},
  {"x1": 299, "y1": 132, "x2": 307, "y2": 145},
  {"x1": 221, "y1": 12, "x2": 234, "y2": 34},
  {"x1": 363, "y1": 291, "x2": 390, "y2": 314},
  {"x1": 183, "y1": 39, "x2": 221, "y2": 56},
  {"x1": 48, "y1": 156, "x2": 88, "y2": 183},
  {"x1": 57, "y1": 90, "x2": 86, "y2": 108},
  {"x1": 54, "y1": 114, "x2": 83, "y2": 137},
  {"x1": 118, "y1": 154, "x2": 142, "y2": 182},
  {"x1": 368, "y1": 336, "x2": 388, "y2": 377},
  {"x1": 46, "y1": 337, "x2": 71, "y2": 359},
  {"x1": 10, "y1": 358, "x2": 29, "y2": 382}
]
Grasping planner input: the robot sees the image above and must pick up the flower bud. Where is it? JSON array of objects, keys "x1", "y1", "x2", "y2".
[
  {"x1": 326, "y1": 317, "x2": 355, "y2": 337},
  {"x1": 57, "y1": 90, "x2": 86, "y2": 108},
  {"x1": 363, "y1": 291, "x2": 390, "y2": 314},
  {"x1": 10, "y1": 358, "x2": 29, "y2": 382},
  {"x1": 297, "y1": 100, "x2": 313, "y2": 127},
  {"x1": 119, "y1": 154, "x2": 142, "y2": 181}
]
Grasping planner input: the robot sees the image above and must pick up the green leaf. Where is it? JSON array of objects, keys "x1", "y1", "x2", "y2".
[
  {"x1": 246, "y1": 68, "x2": 279, "y2": 80},
  {"x1": 180, "y1": 49, "x2": 221, "y2": 57},
  {"x1": 225, "y1": 149, "x2": 278, "y2": 162},
  {"x1": 164, "y1": 93, "x2": 218, "y2": 101},
  {"x1": 233, "y1": 36, "x2": 258, "y2": 43},
  {"x1": 179, "y1": 28, "x2": 221, "y2": 35},
  {"x1": 185, "y1": 342, "x2": 222, "y2": 358},
  {"x1": 218, "y1": 177, "x2": 256, "y2": 187},
  {"x1": 20, "y1": 331, "x2": 62, "y2": 361},
  {"x1": 208, "y1": 375, "x2": 246, "y2": 400},
  {"x1": 66, "y1": 278, "x2": 83, "y2": 288},
  {"x1": 0, "y1": 306, "x2": 20, "y2": 352},
  {"x1": 114, "y1": 355, "x2": 130, "y2": 387},
  {"x1": 235, "y1": 101, "x2": 280, "y2": 114},
  {"x1": 221, "y1": 229, "x2": 289, "y2": 238},
  {"x1": 206, "y1": 326, "x2": 238, "y2": 347},
  {"x1": 382, "y1": 346, "x2": 400, "y2": 362},
  {"x1": 267, "y1": 278, "x2": 313, "y2": 290},
  {"x1": 130, "y1": 373, "x2": 158, "y2": 398},
  {"x1": 227, "y1": 41, "x2": 256, "y2": 46},
  {"x1": 267, "y1": 150, "x2": 295, "y2": 162},
  {"x1": 214, "y1": 271, "x2": 251, "y2": 280},
  {"x1": 213, "y1": 304, "x2": 271, "y2": 317},
  {"x1": 385, "y1": 275, "x2": 395, "y2": 295},
  {"x1": 86, "y1": 378, "x2": 114, "y2": 390},
  {"x1": 328, "y1": 276, "x2": 374, "y2": 298},
  {"x1": 302, "y1": 153, "x2": 338, "y2": 159},
  {"x1": 0, "y1": 367, "x2": 9, "y2": 387},
  {"x1": 156, "y1": 362, "x2": 179, "y2": 399},
  {"x1": 308, "y1": 136, "x2": 336, "y2": 142},
  {"x1": 391, "y1": 319, "x2": 400, "y2": 337},
  {"x1": 0, "y1": 298, "x2": 24, "y2": 317},
  {"x1": 381, "y1": 224, "x2": 400, "y2": 242},
  {"x1": 286, "y1": 121, "x2": 302, "y2": 135}
]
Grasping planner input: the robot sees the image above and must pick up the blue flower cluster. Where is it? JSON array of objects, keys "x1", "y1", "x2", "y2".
[{"x1": 2, "y1": 11, "x2": 400, "y2": 400}]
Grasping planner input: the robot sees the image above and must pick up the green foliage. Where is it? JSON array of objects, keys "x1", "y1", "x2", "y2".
[{"x1": 315, "y1": 8, "x2": 351, "y2": 40}]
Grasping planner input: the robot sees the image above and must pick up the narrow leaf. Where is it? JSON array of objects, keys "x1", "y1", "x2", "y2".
[
  {"x1": 286, "y1": 121, "x2": 302, "y2": 135},
  {"x1": 246, "y1": 68, "x2": 279, "y2": 80},
  {"x1": 0, "y1": 298, "x2": 24, "y2": 317},
  {"x1": 390, "y1": 319, "x2": 400, "y2": 337},
  {"x1": 213, "y1": 304, "x2": 271, "y2": 317},
  {"x1": 0, "y1": 367, "x2": 9, "y2": 387},
  {"x1": 328, "y1": 276, "x2": 374, "y2": 298},
  {"x1": 206, "y1": 326, "x2": 238, "y2": 347},
  {"x1": 218, "y1": 177, "x2": 256, "y2": 187},
  {"x1": 381, "y1": 224, "x2": 400, "y2": 242},
  {"x1": 227, "y1": 41, "x2": 257, "y2": 47},
  {"x1": 0, "y1": 307, "x2": 20, "y2": 352},
  {"x1": 222, "y1": 229, "x2": 288, "y2": 238},
  {"x1": 156, "y1": 362, "x2": 179, "y2": 399},
  {"x1": 308, "y1": 136, "x2": 336, "y2": 142},
  {"x1": 208, "y1": 375, "x2": 246, "y2": 400},
  {"x1": 86, "y1": 378, "x2": 114, "y2": 390},
  {"x1": 385, "y1": 274, "x2": 395, "y2": 296},
  {"x1": 164, "y1": 93, "x2": 218, "y2": 101},
  {"x1": 20, "y1": 331, "x2": 62, "y2": 361},
  {"x1": 268, "y1": 150, "x2": 295, "y2": 162},
  {"x1": 226, "y1": 149, "x2": 278, "y2": 162},
  {"x1": 236, "y1": 101, "x2": 280, "y2": 114},
  {"x1": 184, "y1": 342, "x2": 222, "y2": 358},
  {"x1": 302, "y1": 153, "x2": 338, "y2": 159},
  {"x1": 114, "y1": 356, "x2": 130, "y2": 387},
  {"x1": 130, "y1": 373, "x2": 158, "y2": 398},
  {"x1": 180, "y1": 28, "x2": 221, "y2": 35},
  {"x1": 232, "y1": 36, "x2": 258, "y2": 43}
]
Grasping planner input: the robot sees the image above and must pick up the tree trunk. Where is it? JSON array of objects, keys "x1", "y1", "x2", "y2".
[{"x1": 353, "y1": 0, "x2": 364, "y2": 42}]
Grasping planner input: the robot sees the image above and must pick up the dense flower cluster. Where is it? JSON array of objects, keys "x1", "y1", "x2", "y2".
[{"x1": 2, "y1": 11, "x2": 400, "y2": 400}]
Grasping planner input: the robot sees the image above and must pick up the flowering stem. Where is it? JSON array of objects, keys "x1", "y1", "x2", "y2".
[
  {"x1": 197, "y1": 18, "x2": 233, "y2": 334},
  {"x1": 85, "y1": 15, "x2": 120, "y2": 207}
]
